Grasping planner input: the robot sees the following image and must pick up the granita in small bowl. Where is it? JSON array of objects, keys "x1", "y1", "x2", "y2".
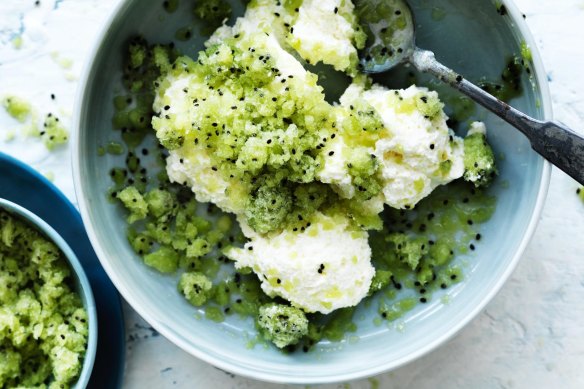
[
  {"x1": 0, "y1": 198, "x2": 97, "y2": 388},
  {"x1": 73, "y1": 0, "x2": 550, "y2": 384}
]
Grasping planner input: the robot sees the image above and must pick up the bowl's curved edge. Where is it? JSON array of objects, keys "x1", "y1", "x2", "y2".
[
  {"x1": 331, "y1": 0, "x2": 555, "y2": 383},
  {"x1": 71, "y1": 0, "x2": 553, "y2": 384},
  {"x1": 0, "y1": 198, "x2": 99, "y2": 389},
  {"x1": 333, "y1": 0, "x2": 554, "y2": 383}
]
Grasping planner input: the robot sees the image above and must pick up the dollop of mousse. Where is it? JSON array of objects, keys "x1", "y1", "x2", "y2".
[
  {"x1": 288, "y1": 0, "x2": 366, "y2": 73},
  {"x1": 319, "y1": 82, "x2": 465, "y2": 209},
  {"x1": 226, "y1": 212, "x2": 374, "y2": 314}
]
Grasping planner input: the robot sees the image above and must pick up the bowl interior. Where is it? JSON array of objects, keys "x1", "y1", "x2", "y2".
[
  {"x1": 0, "y1": 198, "x2": 98, "y2": 388},
  {"x1": 74, "y1": 0, "x2": 550, "y2": 383}
]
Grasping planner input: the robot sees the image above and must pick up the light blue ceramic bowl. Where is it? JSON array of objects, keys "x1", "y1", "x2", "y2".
[
  {"x1": 0, "y1": 198, "x2": 98, "y2": 388},
  {"x1": 72, "y1": 0, "x2": 551, "y2": 384}
]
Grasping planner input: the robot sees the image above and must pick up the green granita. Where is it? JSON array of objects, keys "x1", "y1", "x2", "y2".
[
  {"x1": 1, "y1": 97, "x2": 69, "y2": 150},
  {"x1": 354, "y1": 0, "x2": 413, "y2": 69},
  {"x1": 163, "y1": 0, "x2": 179, "y2": 13},
  {"x1": 0, "y1": 211, "x2": 89, "y2": 388},
  {"x1": 112, "y1": 37, "x2": 180, "y2": 138},
  {"x1": 178, "y1": 272, "x2": 214, "y2": 306},
  {"x1": 39, "y1": 113, "x2": 69, "y2": 150},
  {"x1": 2, "y1": 95, "x2": 32, "y2": 123},
  {"x1": 193, "y1": 0, "x2": 232, "y2": 35},
  {"x1": 368, "y1": 269, "x2": 392, "y2": 296},
  {"x1": 256, "y1": 303, "x2": 308, "y2": 348},
  {"x1": 152, "y1": 32, "x2": 387, "y2": 233},
  {"x1": 369, "y1": 179, "x2": 496, "y2": 319},
  {"x1": 116, "y1": 186, "x2": 148, "y2": 224},
  {"x1": 463, "y1": 129, "x2": 498, "y2": 188},
  {"x1": 478, "y1": 55, "x2": 525, "y2": 103}
]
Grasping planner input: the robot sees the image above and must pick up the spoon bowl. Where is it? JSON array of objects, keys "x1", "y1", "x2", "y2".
[
  {"x1": 355, "y1": 0, "x2": 416, "y2": 73},
  {"x1": 357, "y1": 0, "x2": 415, "y2": 73}
]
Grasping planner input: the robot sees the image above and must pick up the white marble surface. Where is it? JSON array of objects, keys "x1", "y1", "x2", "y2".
[{"x1": 1, "y1": 0, "x2": 584, "y2": 388}]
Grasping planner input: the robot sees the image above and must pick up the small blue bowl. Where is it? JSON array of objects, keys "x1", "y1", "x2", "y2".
[{"x1": 0, "y1": 198, "x2": 98, "y2": 388}]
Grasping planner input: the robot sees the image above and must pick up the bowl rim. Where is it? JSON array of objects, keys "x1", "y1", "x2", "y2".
[
  {"x1": 72, "y1": 0, "x2": 552, "y2": 384},
  {"x1": 0, "y1": 198, "x2": 98, "y2": 388}
]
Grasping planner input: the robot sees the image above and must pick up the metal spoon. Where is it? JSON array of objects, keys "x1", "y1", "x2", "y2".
[{"x1": 356, "y1": 0, "x2": 584, "y2": 185}]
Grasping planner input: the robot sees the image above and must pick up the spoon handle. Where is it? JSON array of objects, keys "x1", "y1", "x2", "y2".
[{"x1": 412, "y1": 48, "x2": 584, "y2": 185}]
